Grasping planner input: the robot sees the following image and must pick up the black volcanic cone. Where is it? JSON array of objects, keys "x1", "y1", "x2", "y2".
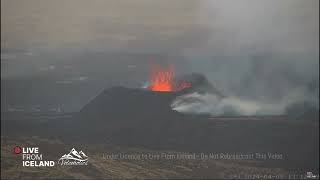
[
  {"x1": 70, "y1": 74, "x2": 222, "y2": 145},
  {"x1": 73, "y1": 86, "x2": 194, "y2": 144},
  {"x1": 77, "y1": 73, "x2": 221, "y2": 124},
  {"x1": 78, "y1": 86, "x2": 182, "y2": 122}
]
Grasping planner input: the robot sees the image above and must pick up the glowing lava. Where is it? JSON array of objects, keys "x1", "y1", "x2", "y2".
[{"x1": 149, "y1": 64, "x2": 191, "y2": 92}]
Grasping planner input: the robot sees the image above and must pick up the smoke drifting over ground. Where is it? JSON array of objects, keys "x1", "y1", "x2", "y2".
[
  {"x1": 171, "y1": 0, "x2": 319, "y2": 117},
  {"x1": 171, "y1": 90, "x2": 317, "y2": 116},
  {"x1": 171, "y1": 54, "x2": 319, "y2": 116},
  {"x1": 171, "y1": 67, "x2": 318, "y2": 116},
  {"x1": 171, "y1": 66, "x2": 318, "y2": 116}
]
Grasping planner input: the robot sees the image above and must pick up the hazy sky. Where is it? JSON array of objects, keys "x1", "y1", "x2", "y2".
[
  {"x1": 1, "y1": 0, "x2": 201, "y2": 52},
  {"x1": 2, "y1": 0, "x2": 318, "y2": 56}
]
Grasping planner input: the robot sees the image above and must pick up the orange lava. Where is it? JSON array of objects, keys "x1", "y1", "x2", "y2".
[
  {"x1": 149, "y1": 65, "x2": 174, "y2": 92},
  {"x1": 149, "y1": 64, "x2": 191, "y2": 92}
]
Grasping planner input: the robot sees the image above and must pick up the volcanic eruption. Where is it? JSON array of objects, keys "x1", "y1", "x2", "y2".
[{"x1": 148, "y1": 64, "x2": 192, "y2": 92}]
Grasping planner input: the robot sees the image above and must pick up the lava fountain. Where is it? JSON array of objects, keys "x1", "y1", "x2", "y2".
[{"x1": 148, "y1": 64, "x2": 191, "y2": 92}]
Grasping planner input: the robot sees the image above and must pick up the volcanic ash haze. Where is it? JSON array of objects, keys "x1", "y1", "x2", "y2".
[{"x1": 174, "y1": 0, "x2": 319, "y2": 117}]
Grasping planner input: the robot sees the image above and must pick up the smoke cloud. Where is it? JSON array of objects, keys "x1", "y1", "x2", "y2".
[
  {"x1": 170, "y1": 0, "x2": 319, "y2": 117},
  {"x1": 171, "y1": 93, "x2": 282, "y2": 116},
  {"x1": 171, "y1": 85, "x2": 318, "y2": 116}
]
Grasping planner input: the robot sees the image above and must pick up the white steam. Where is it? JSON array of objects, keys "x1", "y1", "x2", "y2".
[
  {"x1": 173, "y1": 0, "x2": 319, "y2": 117},
  {"x1": 171, "y1": 86, "x2": 318, "y2": 116},
  {"x1": 171, "y1": 92, "x2": 283, "y2": 116}
]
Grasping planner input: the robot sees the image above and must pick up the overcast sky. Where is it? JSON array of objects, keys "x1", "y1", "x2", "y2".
[{"x1": 2, "y1": 0, "x2": 318, "y2": 56}]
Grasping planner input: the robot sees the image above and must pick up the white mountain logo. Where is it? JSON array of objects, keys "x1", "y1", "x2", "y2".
[{"x1": 58, "y1": 148, "x2": 88, "y2": 165}]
